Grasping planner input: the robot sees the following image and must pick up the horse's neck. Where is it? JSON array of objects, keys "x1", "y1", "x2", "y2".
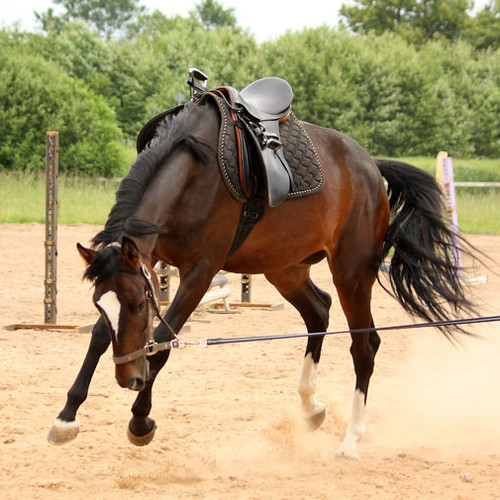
[
  {"x1": 132, "y1": 150, "x2": 212, "y2": 263},
  {"x1": 135, "y1": 233, "x2": 159, "y2": 262},
  {"x1": 136, "y1": 152, "x2": 197, "y2": 221},
  {"x1": 133, "y1": 110, "x2": 221, "y2": 263}
]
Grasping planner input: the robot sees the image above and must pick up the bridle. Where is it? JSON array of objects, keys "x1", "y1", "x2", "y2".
[{"x1": 112, "y1": 263, "x2": 180, "y2": 365}]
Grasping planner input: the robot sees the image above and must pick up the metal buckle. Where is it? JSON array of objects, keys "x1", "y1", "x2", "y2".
[
  {"x1": 169, "y1": 338, "x2": 187, "y2": 349},
  {"x1": 266, "y1": 134, "x2": 282, "y2": 151},
  {"x1": 145, "y1": 340, "x2": 157, "y2": 355}
]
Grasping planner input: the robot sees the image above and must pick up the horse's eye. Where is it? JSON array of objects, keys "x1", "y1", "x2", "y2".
[{"x1": 135, "y1": 301, "x2": 146, "y2": 313}]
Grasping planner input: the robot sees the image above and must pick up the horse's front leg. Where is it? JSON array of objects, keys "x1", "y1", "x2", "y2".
[
  {"x1": 47, "y1": 317, "x2": 110, "y2": 444},
  {"x1": 127, "y1": 266, "x2": 216, "y2": 446}
]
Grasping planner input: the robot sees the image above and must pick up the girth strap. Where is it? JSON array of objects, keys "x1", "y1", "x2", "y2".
[{"x1": 226, "y1": 196, "x2": 265, "y2": 260}]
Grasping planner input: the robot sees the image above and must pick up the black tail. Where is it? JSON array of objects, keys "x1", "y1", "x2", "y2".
[{"x1": 375, "y1": 159, "x2": 476, "y2": 334}]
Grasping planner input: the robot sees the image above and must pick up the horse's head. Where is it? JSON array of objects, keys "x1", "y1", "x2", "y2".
[{"x1": 77, "y1": 237, "x2": 158, "y2": 391}]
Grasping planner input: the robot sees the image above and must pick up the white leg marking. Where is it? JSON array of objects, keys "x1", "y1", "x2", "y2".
[
  {"x1": 298, "y1": 353, "x2": 318, "y2": 412},
  {"x1": 47, "y1": 418, "x2": 80, "y2": 445},
  {"x1": 298, "y1": 353, "x2": 326, "y2": 428},
  {"x1": 336, "y1": 388, "x2": 366, "y2": 460},
  {"x1": 97, "y1": 291, "x2": 121, "y2": 338}
]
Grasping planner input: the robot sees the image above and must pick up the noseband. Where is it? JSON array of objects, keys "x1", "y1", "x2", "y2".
[{"x1": 112, "y1": 263, "x2": 180, "y2": 365}]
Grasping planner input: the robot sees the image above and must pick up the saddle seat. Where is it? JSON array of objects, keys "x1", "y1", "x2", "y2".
[{"x1": 235, "y1": 77, "x2": 293, "y2": 121}]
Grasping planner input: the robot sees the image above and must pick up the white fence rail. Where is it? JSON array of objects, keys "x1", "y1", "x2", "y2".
[{"x1": 454, "y1": 182, "x2": 500, "y2": 188}]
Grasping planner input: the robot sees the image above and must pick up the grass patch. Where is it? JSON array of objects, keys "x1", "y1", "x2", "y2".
[
  {"x1": 394, "y1": 156, "x2": 500, "y2": 181},
  {"x1": 0, "y1": 171, "x2": 118, "y2": 225},
  {"x1": 0, "y1": 171, "x2": 46, "y2": 223},
  {"x1": 393, "y1": 156, "x2": 500, "y2": 234},
  {"x1": 456, "y1": 188, "x2": 500, "y2": 234},
  {"x1": 1, "y1": 157, "x2": 499, "y2": 233},
  {"x1": 58, "y1": 176, "x2": 118, "y2": 224}
]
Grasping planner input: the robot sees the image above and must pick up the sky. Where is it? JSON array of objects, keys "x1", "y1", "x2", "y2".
[
  {"x1": 0, "y1": 1, "x2": 344, "y2": 41},
  {"x1": 0, "y1": 0, "x2": 491, "y2": 42}
]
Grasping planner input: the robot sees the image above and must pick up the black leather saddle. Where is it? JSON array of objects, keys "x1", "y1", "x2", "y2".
[
  {"x1": 196, "y1": 70, "x2": 295, "y2": 207},
  {"x1": 187, "y1": 67, "x2": 292, "y2": 121},
  {"x1": 236, "y1": 77, "x2": 294, "y2": 206}
]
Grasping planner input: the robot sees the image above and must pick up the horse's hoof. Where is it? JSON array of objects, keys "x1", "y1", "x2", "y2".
[
  {"x1": 305, "y1": 403, "x2": 326, "y2": 431},
  {"x1": 335, "y1": 448, "x2": 360, "y2": 461},
  {"x1": 335, "y1": 440, "x2": 360, "y2": 460},
  {"x1": 47, "y1": 418, "x2": 80, "y2": 445},
  {"x1": 127, "y1": 418, "x2": 157, "y2": 446}
]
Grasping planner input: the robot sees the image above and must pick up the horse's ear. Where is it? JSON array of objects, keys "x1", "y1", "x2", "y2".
[
  {"x1": 122, "y1": 236, "x2": 141, "y2": 270},
  {"x1": 77, "y1": 243, "x2": 97, "y2": 266}
]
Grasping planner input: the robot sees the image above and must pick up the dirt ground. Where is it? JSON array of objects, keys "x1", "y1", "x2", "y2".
[{"x1": 0, "y1": 223, "x2": 499, "y2": 499}]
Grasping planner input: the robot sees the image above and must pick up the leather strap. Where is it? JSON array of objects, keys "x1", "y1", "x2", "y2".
[{"x1": 226, "y1": 196, "x2": 265, "y2": 260}]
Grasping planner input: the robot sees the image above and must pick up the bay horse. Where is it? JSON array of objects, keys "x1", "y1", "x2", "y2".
[{"x1": 47, "y1": 95, "x2": 474, "y2": 459}]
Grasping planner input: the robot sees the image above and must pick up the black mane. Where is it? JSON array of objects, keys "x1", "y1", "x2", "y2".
[{"x1": 92, "y1": 101, "x2": 214, "y2": 249}]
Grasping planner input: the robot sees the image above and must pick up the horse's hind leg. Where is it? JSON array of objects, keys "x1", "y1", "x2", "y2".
[
  {"x1": 265, "y1": 265, "x2": 332, "y2": 430},
  {"x1": 48, "y1": 317, "x2": 110, "y2": 444},
  {"x1": 332, "y1": 254, "x2": 380, "y2": 460}
]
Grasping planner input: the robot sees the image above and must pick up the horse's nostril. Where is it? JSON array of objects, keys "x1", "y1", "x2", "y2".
[
  {"x1": 127, "y1": 377, "x2": 145, "y2": 391},
  {"x1": 117, "y1": 375, "x2": 145, "y2": 391}
]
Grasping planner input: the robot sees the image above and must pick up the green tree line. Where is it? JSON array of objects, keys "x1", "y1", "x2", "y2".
[{"x1": 0, "y1": 0, "x2": 499, "y2": 176}]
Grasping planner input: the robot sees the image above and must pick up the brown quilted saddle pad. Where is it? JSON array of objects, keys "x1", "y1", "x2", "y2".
[{"x1": 211, "y1": 94, "x2": 324, "y2": 203}]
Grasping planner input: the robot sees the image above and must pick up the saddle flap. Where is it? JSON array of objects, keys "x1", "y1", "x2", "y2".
[
  {"x1": 261, "y1": 147, "x2": 293, "y2": 207},
  {"x1": 136, "y1": 105, "x2": 184, "y2": 153}
]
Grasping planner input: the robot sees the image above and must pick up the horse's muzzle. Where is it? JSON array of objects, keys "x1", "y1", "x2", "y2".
[
  {"x1": 118, "y1": 375, "x2": 146, "y2": 391},
  {"x1": 115, "y1": 358, "x2": 149, "y2": 391}
]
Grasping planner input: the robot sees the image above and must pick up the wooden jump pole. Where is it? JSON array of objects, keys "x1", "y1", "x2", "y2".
[
  {"x1": 241, "y1": 274, "x2": 251, "y2": 302},
  {"x1": 44, "y1": 131, "x2": 59, "y2": 324},
  {"x1": 435, "y1": 151, "x2": 486, "y2": 285},
  {"x1": 211, "y1": 273, "x2": 284, "y2": 311},
  {"x1": 158, "y1": 262, "x2": 172, "y2": 304},
  {"x1": 6, "y1": 132, "x2": 88, "y2": 331}
]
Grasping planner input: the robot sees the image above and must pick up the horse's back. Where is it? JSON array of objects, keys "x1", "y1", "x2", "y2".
[{"x1": 302, "y1": 121, "x2": 384, "y2": 194}]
